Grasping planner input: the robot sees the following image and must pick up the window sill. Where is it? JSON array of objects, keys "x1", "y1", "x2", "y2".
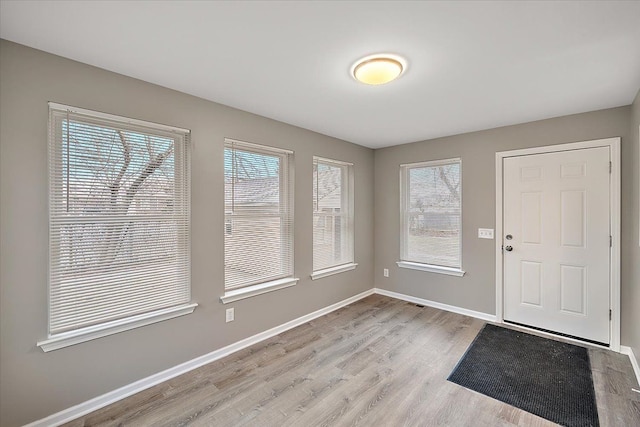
[
  {"x1": 396, "y1": 261, "x2": 465, "y2": 277},
  {"x1": 37, "y1": 303, "x2": 198, "y2": 352},
  {"x1": 220, "y1": 277, "x2": 299, "y2": 304},
  {"x1": 311, "y1": 263, "x2": 358, "y2": 280}
]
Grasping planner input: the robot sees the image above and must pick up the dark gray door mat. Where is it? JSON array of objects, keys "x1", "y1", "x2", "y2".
[{"x1": 447, "y1": 324, "x2": 599, "y2": 427}]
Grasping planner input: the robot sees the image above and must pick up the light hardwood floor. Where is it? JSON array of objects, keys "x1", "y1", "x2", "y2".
[{"x1": 65, "y1": 295, "x2": 640, "y2": 426}]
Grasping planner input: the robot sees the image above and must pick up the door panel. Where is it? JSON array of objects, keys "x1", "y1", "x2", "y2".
[
  {"x1": 520, "y1": 261, "x2": 542, "y2": 306},
  {"x1": 560, "y1": 190, "x2": 585, "y2": 247},
  {"x1": 503, "y1": 147, "x2": 610, "y2": 344},
  {"x1": 521, "y1": 192, "x2": 542, "y2": 244}
]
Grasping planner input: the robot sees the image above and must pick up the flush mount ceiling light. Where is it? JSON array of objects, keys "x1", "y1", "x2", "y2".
[{"x1": 351, "y1": 54, "x2": 406, "y2": 85}]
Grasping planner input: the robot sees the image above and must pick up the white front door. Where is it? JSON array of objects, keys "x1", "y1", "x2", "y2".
[{"x1": 503, "y1": 147, "x2": 610, "y2": 344}]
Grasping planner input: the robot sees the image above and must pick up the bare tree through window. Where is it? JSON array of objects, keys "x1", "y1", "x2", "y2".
[
  {"x1": 48, "y1": 106, "x2": 190, "y2": 335},
  {"x1": 402, "y1": 159, "x2": 462, "y2": 268}
]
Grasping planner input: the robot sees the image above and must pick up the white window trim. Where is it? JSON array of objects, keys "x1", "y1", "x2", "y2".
[
  {"x1": 37, "y1": 303, "x2": 197, "y2": 352},
  {"x1": 225, "y1": 137, "x2": 294, "y2": 155},
  {"x1": 220, "y1": 277, "x2": 299, "y2": 304},
  {"x1": 311, "y1": 262, "x2": 358, "y2": 280},
  {"x1": 44, "y1": 102, "x2": 193, "y2": 349},
  {"x1": 223, "y1": 138, "x2": 295, "y2": 292},
  {"x1": 399, "y1": 157, "x2": 463, "y2": 272},
  {"x1": 397, "y1": 261, "x2": 465, "y2": 277},
  {"x1": 312, "y1": 156, "x2": 355, "y2": 275},
  {"x1": 48, "y1": 102, "x2": 190, "y2": 134}
]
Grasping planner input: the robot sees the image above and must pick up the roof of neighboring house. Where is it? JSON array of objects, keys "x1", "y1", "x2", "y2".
[
  {"x1": 225, "y1": 176, "x2": 279, "y2": 207},
  {"x1": 225, "y1": 168, "x2": 342, "y2": 209}
]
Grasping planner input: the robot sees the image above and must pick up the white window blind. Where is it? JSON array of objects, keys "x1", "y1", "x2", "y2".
[
  {"x1": 48, "y1": 103, "x2": 191, "y2": 336},
  {"x1": 224, "y1": 139, "x2": 293, "y2": 290},
  {"x1": 313, "y1": 157, "x2": 354, "y2": 272},
  {"x1": 400, "y1": 158, "x2": 462, "y2": 268}
]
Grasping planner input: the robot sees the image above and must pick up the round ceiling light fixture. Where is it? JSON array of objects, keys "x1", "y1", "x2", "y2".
[{"x1": 351, "y1": 54, "x2": 406, "y2": 85}]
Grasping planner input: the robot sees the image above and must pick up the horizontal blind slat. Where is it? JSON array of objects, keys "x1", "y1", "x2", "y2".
[
  {"x1": 51, "y1": 288, "x2": 187, "y2": 317},
  {"x1": 224, "y1": 141, "x2": 293, "y2": 290},
  {"x1": 50, "y1": 270, "x2": 188, "y2": 296},
  {"x1": 401, "y1": 159, "x2": 461, "y2": 269},
  {"x1": 312, "y1": 157, "x2": 354, "y2": 272},
  {"x1": 52, "y1": 295, "x2": 187, "y2": 332},
  {"x1": 48, "y1": 105, "x2": 191, "y2": 335}
]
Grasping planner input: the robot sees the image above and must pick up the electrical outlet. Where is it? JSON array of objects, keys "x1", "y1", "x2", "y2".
[
  {"x1": 478, "y1": 228, "x2": 494, "y2": 239},
  {"x1": 383, "y1": 268, "x2": 389, "y2": 277},
  {"x1": 226, "y1": 308, "x2": 234, "y2": 323}
]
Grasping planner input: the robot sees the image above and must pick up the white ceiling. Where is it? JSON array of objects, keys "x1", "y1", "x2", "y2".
[{"x1": 1, "y1": 1, "x2": 639, "y2": 148}]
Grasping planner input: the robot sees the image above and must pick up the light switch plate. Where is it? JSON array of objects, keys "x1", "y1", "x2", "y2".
[
  {"x1": 478, "y1": 228, "x2": 494, "y2": 239},
  {"x1": 226, "y1": 308, "x2": 234, "y2": 323}
]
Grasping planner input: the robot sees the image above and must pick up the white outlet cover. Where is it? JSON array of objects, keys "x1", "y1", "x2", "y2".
[
  {"x1": 226, "y1": 308, "x2": 234, "y2": 322},
  {"x1": 478, "y1": 228, "x2": 494, "y2": 239}
]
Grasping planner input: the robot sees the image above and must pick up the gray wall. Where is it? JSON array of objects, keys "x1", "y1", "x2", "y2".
[
  {"x1": 1, "y1": 38, "x2": 638, "y2": 427},
  {"x1": 0, "y1": 40, "x2": 374, "y2": 427},
  {"x1": 374, "y1": 106, "x2": 637, "y2": 344},
  {"x1": 629, "y1": 89, "x2": 640, "y2": 366}
]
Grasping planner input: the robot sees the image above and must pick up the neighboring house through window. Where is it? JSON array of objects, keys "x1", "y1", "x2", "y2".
[
  {"x1": 398, "y1": 158, "x2": 464, "y2": 276},
  {"x1": 223, "y1": 139, "x2": 295, "y2": 296},
  {"x1": 40, "y1": 103, "x2": 195, "y2": 352},
  {"x1": 312, "y1": 157, "x2": 356, "y2": 279}
]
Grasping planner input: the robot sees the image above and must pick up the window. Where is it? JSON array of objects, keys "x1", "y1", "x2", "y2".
[
  {"x1": 312, "y1": 157, "x2": 356, "y2": 279},
  {"x1": 224, "y1": 139, "x2": 294, "y2": 295},
  {"x1": 40, "y1": 103, "x2": 194, "y2": 351},
  {"x1": 399, "y1": 158, "x2": 464, "y2": 276}
]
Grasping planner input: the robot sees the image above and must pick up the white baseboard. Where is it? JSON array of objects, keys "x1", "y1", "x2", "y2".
[
  {"x1": 24, "y1": 286, "x2": 637, "y2": 427},
  {"x1": 373, "y1": 288, "x2": 497, "y2": 323},
  {"x1": 24, "y1": 288, "x2": 375, "y2": 427},
  {"x1": 620, "y1": 345, "x2": 640, "y2": 387}
]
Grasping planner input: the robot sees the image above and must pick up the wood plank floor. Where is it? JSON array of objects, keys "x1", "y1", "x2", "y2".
[{"x1": 65, "y1": 295, "x2": 640, "y2": 426}]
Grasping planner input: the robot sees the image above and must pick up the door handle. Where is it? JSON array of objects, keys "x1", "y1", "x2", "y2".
[{"x1": 505, "y1": 246, "x2": 513, "y2": 252}]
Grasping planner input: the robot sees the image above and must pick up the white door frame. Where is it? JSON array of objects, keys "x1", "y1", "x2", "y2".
[{"x1": 495, "y1": 137, "x2": 621, "y2": 352}]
